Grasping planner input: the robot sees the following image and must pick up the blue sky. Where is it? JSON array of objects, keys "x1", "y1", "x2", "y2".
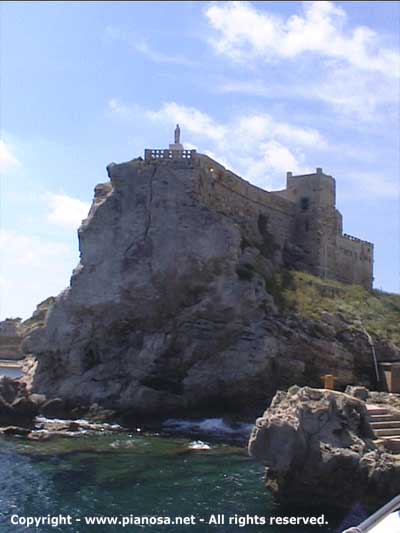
[{"x1": 1, "y1": 1, "x2": 399, "y2": 319}]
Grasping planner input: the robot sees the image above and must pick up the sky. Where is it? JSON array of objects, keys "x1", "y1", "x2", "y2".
[{"x1": 1, "y1": 1, "x2": 399, "y2": 320}]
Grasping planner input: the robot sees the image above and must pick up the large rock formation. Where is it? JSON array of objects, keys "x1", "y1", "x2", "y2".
[
  {"x1": 249, "y1": 386, "x2": 400, "y2": 508},
  {"x1": 0, "y1": 376, "x2": 39, "y2": 425},
  {"x1": 21, "y1": 155, "x2": 399, "y2": 417}
]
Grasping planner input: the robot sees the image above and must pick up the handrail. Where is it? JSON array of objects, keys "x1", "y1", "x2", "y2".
[{"x1": 342, "y1": 495, "x2": 400, "y2": 532}]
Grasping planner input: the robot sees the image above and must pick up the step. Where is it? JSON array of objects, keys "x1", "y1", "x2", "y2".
[
  {"x1": 369, "y1": 414, "x2": 400, "y2": 423},
  {"x1": 371, "y1": 421, "x2": 400, "y2": 429},
  {"x1": 374, "y1": 428, "x2": 400, "y2": 437},
  {"x1": 367, "y1": 407, "x2": 389, "y2": 415},
  {"x1": 375, "y1": 437, "x2": 400, "y2": 453}
]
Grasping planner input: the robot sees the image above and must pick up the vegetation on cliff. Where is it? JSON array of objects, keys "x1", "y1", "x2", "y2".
[
  {"x1": 20, "y1": 297, "x2": 56, "y2": 335},
  {"x1": 266, "y1": 270, "x2": 400, "y2": 346}
]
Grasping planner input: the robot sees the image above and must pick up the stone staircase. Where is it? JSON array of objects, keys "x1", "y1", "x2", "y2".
[{"x1": 367, "y1": 404, "x2": 400, "y2": 454}]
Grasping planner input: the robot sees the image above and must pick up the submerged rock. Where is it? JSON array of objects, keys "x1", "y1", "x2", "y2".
[
  {"x1": 0, "y1": 426, "x2": 31, "y2": 436},
  {"x1": 248, "y1": 386, "x2": 400, "y2": 508}
]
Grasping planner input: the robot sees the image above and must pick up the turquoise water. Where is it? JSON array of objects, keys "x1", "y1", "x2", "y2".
[{"x1": 0, "y1": 432, "x2": 346, "y2": 533}]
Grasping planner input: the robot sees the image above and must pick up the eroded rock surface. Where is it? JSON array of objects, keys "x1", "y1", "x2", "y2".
[
  {"x1": 249, "y1": 386, "x2": 400, "y2": 508},
  {"x1": 0, "y1": 377, "x2": 38, "y2": 425},
  {"x1": 21, "y1": 157, "x2": 397, "y2": 417}
]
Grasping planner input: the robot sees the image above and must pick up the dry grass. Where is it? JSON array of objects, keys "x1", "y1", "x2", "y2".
[{"x1": 273, "y1": 271, "x2": 400, "y2": 345}]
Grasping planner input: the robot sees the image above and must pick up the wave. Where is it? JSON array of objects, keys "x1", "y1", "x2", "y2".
[{"x1": 162, "y1": 417, "x2": 253, "y2": 438}]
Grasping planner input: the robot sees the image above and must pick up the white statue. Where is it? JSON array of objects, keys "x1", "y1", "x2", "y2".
[{"x1": 174, "y1": 124, "x2": 181, "y2": 144}]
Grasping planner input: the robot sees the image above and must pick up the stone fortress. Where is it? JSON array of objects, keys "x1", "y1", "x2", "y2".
[
  {"x1": 145, "y1": 126, "x2": 374, "y2": 289},
  {"x1": 0, "y1": 318, "x2": 23, "y2": 360}
]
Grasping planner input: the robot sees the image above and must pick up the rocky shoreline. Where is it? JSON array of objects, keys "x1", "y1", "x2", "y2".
[
  {"x1": 3, "y1": 371, "x2": 400, "y2": 510},
  {"x1": 0, "y1": 375, "x2": 252, "y2": 444},
  {"x1": 249, "y1": 386, "x2": 400, "y2": 509},
  {"x1": 0, "y1": 375, "x2": 121, "y2": 439}
]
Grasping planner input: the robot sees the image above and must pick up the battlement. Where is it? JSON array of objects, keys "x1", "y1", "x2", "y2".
[{"x1": 343, "y1": 233, "x2": 373, "y2": 247}]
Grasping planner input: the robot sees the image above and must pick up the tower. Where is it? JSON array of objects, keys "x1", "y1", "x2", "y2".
[{"x1": 283, "y1": 168, "x2": 340, "y2": 280}]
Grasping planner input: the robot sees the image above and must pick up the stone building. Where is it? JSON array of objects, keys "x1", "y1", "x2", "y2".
[
  {"x1": 0, "y1": 318, "x2": 23, "y2": 360},
  {"x1": 144, "y1": 128, "x2": 373, "y2": 289},
  {"x1": 274, "y1": 168, "x2": 373, "y2": 288}
]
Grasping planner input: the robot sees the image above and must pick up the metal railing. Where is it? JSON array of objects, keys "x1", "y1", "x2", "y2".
[{"x1": 342, "y1": 495, "x2": 400, "y2": 532}]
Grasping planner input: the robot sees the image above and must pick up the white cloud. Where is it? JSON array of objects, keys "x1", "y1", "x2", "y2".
[
  {"x1": 109, "y1": 98, "x2": 326, "y2": 187},
  {"x1": 219, "y1": 66, "x2": 399, "y2": 123},
  {"x1": 347, "y1": 172, "x2": 399, "y2": 199},
  {"x1": 236, "y1": 114, "x2": 326, "y2": 148},
  {"x1": 45, "y1": 193, "x2": 90, "y2": 230},
  {"x1": 134, "y1": 41, "x2": 195, "y2": 66},
  {"x1": 0, "y1": 140, "x2": 21, "y2": 171},
  {"x1": 262, "y1": 140, "x2": 304, "y2": 174},
  {"x1": 206, "y1": 2, "x2": 400, "y2": 123},
  {"x1": 112, "y1": 96, "x2": 357, "y2": 187},
  {"x1": 218, "y1": 79, "x2": 272, "y2": 97},
  {"x1": 205, "y1": 1, "x2": 400, "y2": 78},
  {"x1": 0, "y1": 230, "x2": 69, "y2": 268},
  {"x1": 145, "y1": 101, "x2": 315, "y2": 188},
  {"x1": 146, "y1": 101, "x2": 327, "y2": 151},
  {"x1": 147, "y1": 102, "x2": 227, "y2": 144},
  {"x1": 108, "y1": 98, "x2": 139, "y2": 120},
  {"x1": 304, "y1": 64, "x2": 399, "y2": 121},
  {"x1": 0, "y1": 230, "x2": 75, "y2": 319},
  {"x1": 105, "y1": 25, "x2": 194, "y2": 66}
]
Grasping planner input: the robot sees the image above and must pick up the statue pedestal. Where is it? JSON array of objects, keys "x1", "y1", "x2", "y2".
[{"x1": 169, "y1": 143, "x2": 184, "y2": 150}]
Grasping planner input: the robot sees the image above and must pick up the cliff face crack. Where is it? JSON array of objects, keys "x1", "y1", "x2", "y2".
[
  {"x1": 22, "y1": 156, "x2": 385, "y2": 420},
  {"x1": 123, "y1": 165, "x2": 157, "y2": 257},
  {"x1": 143, "y1": 165, "x2": 157, "y2": 242}
]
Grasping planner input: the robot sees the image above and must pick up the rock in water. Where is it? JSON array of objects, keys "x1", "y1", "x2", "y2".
[
  {"x1": 0, "y1": 377, "x2": 38, "y2": 425},
  {"x1": 20, "y1": 157, "x2": 394, "y2": 417},
  {"x1": 248, "y1": 386, "x2": 400, "y2": 508}
]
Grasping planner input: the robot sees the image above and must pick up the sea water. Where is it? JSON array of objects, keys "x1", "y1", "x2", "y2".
[
  {"x1": 0, "y1": 367, "x2": 22, "y2": 379},
  {"x1": 0, "y1": 429, "x2": 355, "y2": 533}
]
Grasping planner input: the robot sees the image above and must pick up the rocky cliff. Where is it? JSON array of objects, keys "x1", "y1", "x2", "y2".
[
  {"x1": 22, "y1": 156, "x2": 400, "y2": 417},
  {"x1": 249, "y1": 386, "x2": 400, "y2": 508}
]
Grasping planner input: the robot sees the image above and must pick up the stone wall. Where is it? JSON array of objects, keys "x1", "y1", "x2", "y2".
[
  {"x1": 0, "y1": 319, "x2": 23, "y2": 360},
  {"x1": 336, "y1": 235, "x2": 374, "y2": 288},
  {"x1": 194, "y1": 155, "x2": 294, "y2": 267},
  {"x1": 137, "y1": 151, "x2": 373, "y2": 289},
  {"x1": 272, "y1": 168, "x2": 373, "y2": 289}
]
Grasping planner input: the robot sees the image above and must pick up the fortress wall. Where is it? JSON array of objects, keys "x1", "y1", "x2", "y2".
[
  {"x1": 335, "y1": 235, "x2": 373, "y2": 289},
  {"x1": 140, "y1": 153, "x2": 374, "y2": 289},
  {"x1": 0, "y1": 320, "x2": 23, "y2": 360},
  {"x1": 195, "y1": 156, "x2": 294, "y2": 261},
  {"x1": 0, "y1": 337, "x2": 23, "y2": 359},
  {"x1": 0, "y1": 319, "x2": 21, "y2": 336}
]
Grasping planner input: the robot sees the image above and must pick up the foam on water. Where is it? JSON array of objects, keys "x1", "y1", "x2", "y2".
[
  {"x1": 188, "y1": 440, "x2": 212, "y2": 450},
  {"x1": 35, "y1": 416, "x2": 121, "y2": 431},
  {"x1": 163, "y1": 417, "x2": 253, "y2": 438}
]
